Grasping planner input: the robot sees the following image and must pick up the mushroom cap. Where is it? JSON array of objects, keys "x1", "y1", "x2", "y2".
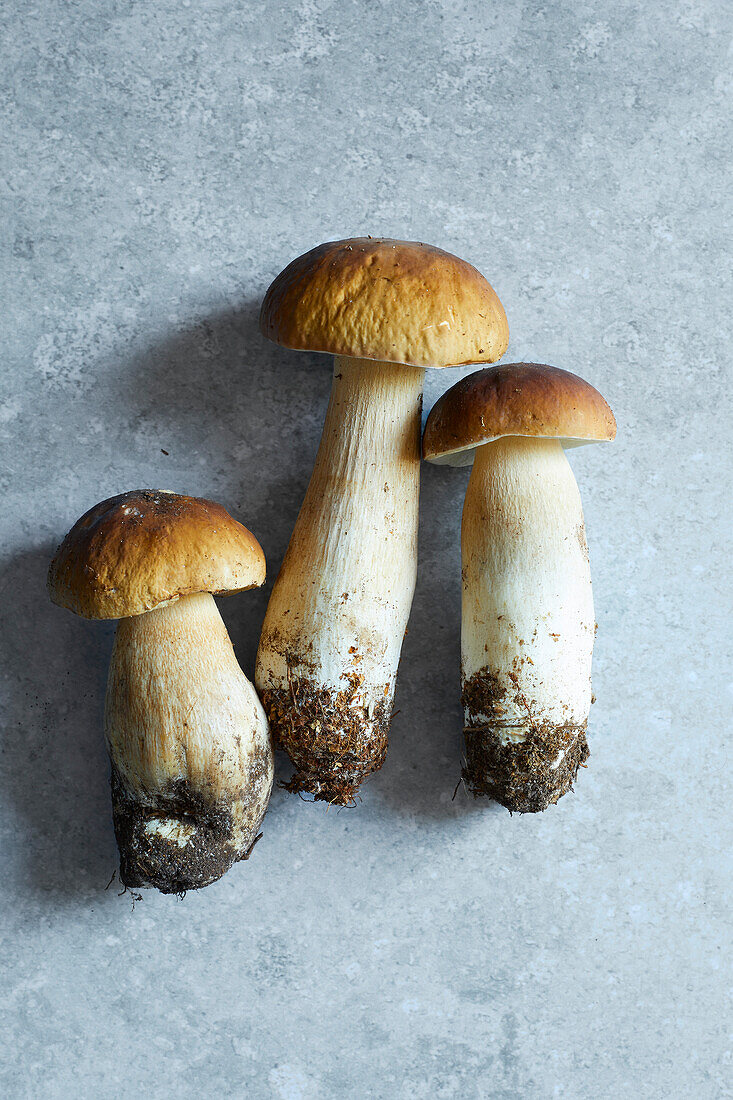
[
  {"x1": 423, "y1": 363, "x2": 616, "y2": 466},
  {"x1": 48, "y1": 490, "x2": 266, "y2": 619},
  {"x1": 260, "y1": 237, "x2": 509, "y2": 369}
]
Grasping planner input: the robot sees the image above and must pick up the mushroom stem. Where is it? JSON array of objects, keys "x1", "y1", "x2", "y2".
[
  {"x1": 256, "y1": 356, "x2": 425, "y2": 803},
  {"x1": 106, "y1": 592, "x2": 273, "y2": 892},
  {"x1": 461, "y1": 437, "x2": 594, "y2": 812}
]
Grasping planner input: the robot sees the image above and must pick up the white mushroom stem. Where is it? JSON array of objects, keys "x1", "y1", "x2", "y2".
[
  {"x1": 256, "y1": 356, "x2": 424, "y2": 802},
  {"x1": 461, "y1": 436, "x2": 594, "y2": 811},
  {"x1": 106, "y1": 592, "x2": 273, "y2": 892}
]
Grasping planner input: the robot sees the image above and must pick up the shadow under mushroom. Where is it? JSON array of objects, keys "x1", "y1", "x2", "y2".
[
  {"x1": 368, "y1": 462, "x2": 495, "y2": 821},
  {"x1": 0, "y1": 545, "x2": 117, "y2": 901}
]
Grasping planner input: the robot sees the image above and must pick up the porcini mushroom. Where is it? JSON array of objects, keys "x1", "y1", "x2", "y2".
[
  {"x1": 423, "y1": 364, "x2": 616, "y2": 812},
  {"x1": 48, "y1": 490, "x2": 274, "y2": 893},
  {"x1": 256, "y1": 238, "x2": 508, "y2": 803}
]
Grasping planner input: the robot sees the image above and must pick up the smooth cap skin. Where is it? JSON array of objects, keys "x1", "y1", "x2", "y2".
[
  {"x1": 260, "y1": 237, "x2": 509, "y2": 369},
  {"x1": 423, "y1": 363, "x2": 617, "y2": 466},
  {"x1": 48, "y1": 490, "x2": 266, "y2": 619}
]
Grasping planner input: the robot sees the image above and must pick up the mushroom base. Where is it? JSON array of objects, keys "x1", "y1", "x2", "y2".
[
  {"x1": 111, "y1": 769, "x2": 266, "y2": 895},
  {"x1": 261, "y1": 679, "x2": 391, "y2": 805},
  {"x1": 462, "y1": 719, "x2": 589, "y2": 813}
]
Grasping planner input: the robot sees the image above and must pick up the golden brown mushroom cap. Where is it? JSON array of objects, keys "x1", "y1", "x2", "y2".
[
  {"x1": 260, "y1": 237, "x2": 509, "y2": 369},
  {"x1": 423, "y1": 363, "x2": 616, "y2": 466},
  {"x1": 48, "y1": 490, "x2": 266, "y2": 619}
]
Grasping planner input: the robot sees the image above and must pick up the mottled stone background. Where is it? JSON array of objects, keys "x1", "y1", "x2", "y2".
[{"x1": 1, "y1": 1, "x2": 730, "y2": 1097}]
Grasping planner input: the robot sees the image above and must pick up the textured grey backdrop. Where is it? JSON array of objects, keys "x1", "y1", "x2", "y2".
[{"x1": 2, "y1": 1, "x2": 731, "y2": 1097}]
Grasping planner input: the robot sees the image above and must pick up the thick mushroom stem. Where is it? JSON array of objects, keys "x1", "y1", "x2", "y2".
[
  {"x1": 256, "y1": 356, "x2": 424, "y2": 804},
  {"x1": 461, "y1": 436, "x2": 594, "y2": 812},
  {"x1": 106, "y1": 592, "x2": 273, "y2": 893}
]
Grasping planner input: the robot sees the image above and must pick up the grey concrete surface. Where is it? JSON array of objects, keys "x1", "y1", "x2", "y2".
[{"x1": 1, "y1": 1, "x2": 731, "y2": 1097}]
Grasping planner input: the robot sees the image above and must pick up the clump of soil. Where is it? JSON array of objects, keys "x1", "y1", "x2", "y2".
[
  {"x1": 462, "y1": 721, "x2": 589, "y2": 813},
  {"x1": 111, "y1": 770, "x2": 264, "y2": 894},
  {"x1": 261, "y1": 673, "x2": 391, "y2": 805},
  {"x1": 462, "y1": 667, "x2": 505, "y2": 720},
  {"x1": 461, "y1": 668, "x2": 589, "y2": 813}
]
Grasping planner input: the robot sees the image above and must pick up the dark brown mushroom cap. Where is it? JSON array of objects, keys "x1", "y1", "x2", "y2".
[
  {"x1": 423, "y1": 363, "x2": 616, "y2": 466},
  {"x1": 260, "y1": 237, "x2": 509, "y2": 369},
  {"x1": 48, "y1": 490, "x2": 266, "y2": 619}
]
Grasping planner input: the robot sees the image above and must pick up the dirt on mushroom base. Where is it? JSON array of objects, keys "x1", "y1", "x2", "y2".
[
  {"x1": 261, "y1": 672, "x2": 392, "y2": 806},
  {"x1": 111, "y1": 760, "x2": 271, "y2": 895},
  {"x1": 461, "y1": 667, "x2": 589, "y2": 813}
]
